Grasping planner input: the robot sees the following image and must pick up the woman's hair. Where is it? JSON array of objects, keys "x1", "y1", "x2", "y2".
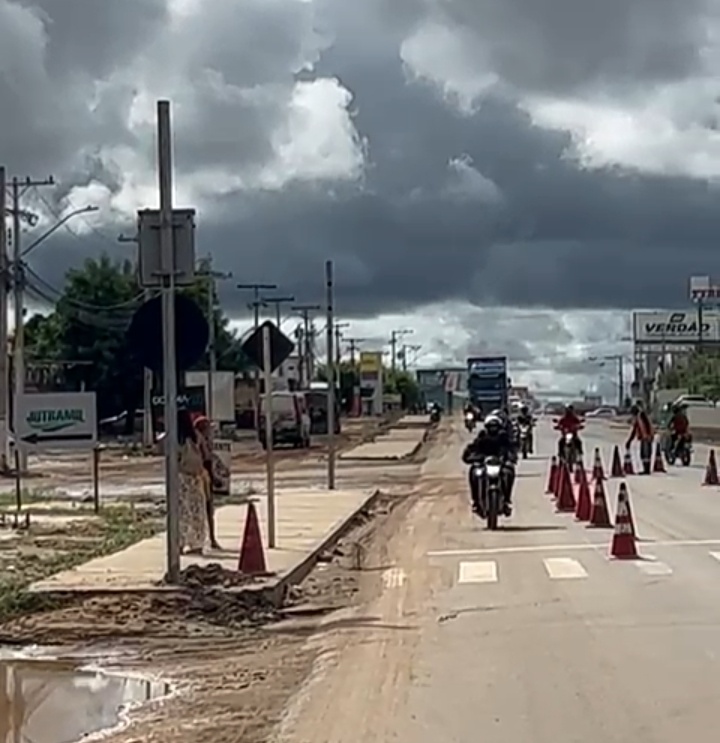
[{"x1": 177, "y1": 409, "x2": 197, "y2": 444}]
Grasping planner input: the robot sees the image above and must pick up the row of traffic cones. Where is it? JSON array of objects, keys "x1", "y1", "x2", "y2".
[
  {"x1": 546, "y1": 454, "x2": 639, "y2": 558},
  {"x1": 606, "y1": 443, "x2": 666, "y2": 477}
]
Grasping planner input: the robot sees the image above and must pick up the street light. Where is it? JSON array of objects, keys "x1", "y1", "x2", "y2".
[
  {"x1": 22, "y1": 205, "x2": 99, "y2": 257},
  {"x1": 589, "y1": 354, "x2": 628, "y2": 409}
]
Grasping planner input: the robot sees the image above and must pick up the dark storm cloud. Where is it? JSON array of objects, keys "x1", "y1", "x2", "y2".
[
  {"x1": 8, "y1": 0, "x2": 720, "y2": 318},
  {"x1": 426, "y1": 0, "x2": 708, "y2": 95}
]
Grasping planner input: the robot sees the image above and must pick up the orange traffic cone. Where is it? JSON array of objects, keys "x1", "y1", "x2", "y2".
[
  {"x1": 704, "y1": 450, "x2": 720, "y2": 486},
  {"x1": 546, "y1": 456, "x2": 558, "y2": 495},
  {"x1": 610, "y1": 482, "x2": 638, "y2": 559},
  {"x1": 592, "y1": 447, "x2": 605, "y2": 482},
  {"x1": 555, "y1": 463, "x2": 577, "y2": 513},
  {"x1": 238, "y1": 500, "x2": 268, "y2": 575},
  {"x1": 652, "y1": 442, "x2": 666, "y2": 473},
  {"x1": 574, "y1": 464, "x2": 592, "y2": 522},
  {"x1": 610, "y1": 446, "x2": 623, "y2": 478},
  {"x1": 623, "y1": 448, "x2": 635, "y2": 475},
  {"x1": 587, "y1": 479, "x2": 613, "y2": 528}
]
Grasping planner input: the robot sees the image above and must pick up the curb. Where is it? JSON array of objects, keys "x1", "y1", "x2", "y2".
[{"x1": 267, "y1": 488, "x2": 384, "y2": 605}]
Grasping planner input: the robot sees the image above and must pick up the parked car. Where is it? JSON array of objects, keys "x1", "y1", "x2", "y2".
[
  {"x1": 258, "y1": 391, "x2": 311, "y2": 449},
  {"x1": 585, "y1": 407, "x2": 617, "y2": 418},
  {"x1": 672, "y1": 394, "x2": 715, "y2": 408}
]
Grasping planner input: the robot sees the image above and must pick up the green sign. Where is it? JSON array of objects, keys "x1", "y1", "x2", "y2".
[{"x1": 26, "y1": 408, "x2": 86, "y2": 433}]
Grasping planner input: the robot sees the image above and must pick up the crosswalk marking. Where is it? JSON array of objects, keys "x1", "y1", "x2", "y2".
[
  {"x1": 458, "y1": 560, "x2": 498, "y2": 584},
  {"x1": 636, "y1": 560, "x2": 673, "y2": 576},
  {"x1": 543, "y1": 557, "x2": 588, "y2": 579}
]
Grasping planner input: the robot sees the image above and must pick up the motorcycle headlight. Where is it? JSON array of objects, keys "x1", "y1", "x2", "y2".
[{"x1": 485, "y1": 465, "x2": 502, "y2": 477}]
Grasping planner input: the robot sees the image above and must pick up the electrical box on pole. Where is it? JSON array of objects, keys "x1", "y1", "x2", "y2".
[{"x1": 137, "y1": 208, "x2": 196, "y2": 287}]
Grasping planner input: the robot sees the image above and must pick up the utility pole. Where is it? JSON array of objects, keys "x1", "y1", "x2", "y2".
[
  {"x1": 292, "y1": 304, "x2": 321, "y2": 387},
  {"x1": 0, "y1": 167, "x2": 7, "y2": 472},
  {"x1": 237, "y1": 283, "x2": 277, "y2": 328},
  {"x1": 10, "y1": 175, "x2": 55, "y2": 472},
  {"x1": 345, "y1": 337, "x2": 366, "y2": 367},
  {"x1": 325, "y1": 261, "x2": 336, "y2": 490},
  {"x1": 401, "y1": 343, "x2": 422, "y2": 372},
  {"x1": 389, "y1": 328, "x2": 413, "y2": 374},
  {"x1": 237, "y1": 282, "x2": 277, "y2": 426},
  {"x1": 199, "y1": 256, "x2": 231, "y2": 426},
  {"x1": 335, "y1": 321, "x2": 350, "y2": 368},
  {"x1": 261, "y1": 295, "x2": 295, "y2": 327},
  {"x1": 590, "y1": 354, "x2": 625, "y2": 409}
]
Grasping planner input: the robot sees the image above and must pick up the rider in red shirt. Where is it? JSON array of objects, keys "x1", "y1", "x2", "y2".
[{"x1": 554, "y1": 404, "x2": 584, "y2": 458}]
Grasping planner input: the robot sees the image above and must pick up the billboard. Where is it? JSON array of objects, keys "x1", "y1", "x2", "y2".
[
  {"x1": 416, "y1": 369, "x2": 445, "y2": 389},
  {"x1": 359, "y1": 352, "x2": 382, "y2": 374},
  {"x1": 633, "y1": 310, "x2": 720, "y2": 344}
]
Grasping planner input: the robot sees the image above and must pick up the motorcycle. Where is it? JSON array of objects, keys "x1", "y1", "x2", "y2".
[
  {"x1": 519, "y1": 422, "x2": 532, "y2": 458},
  {"x1": 480, "y1": 456, "x2": 505, "y2": 530},
  {"x1": 464, "y1": 412, "x2": 476, "y2": 432},
  {"x1": 665, "y1": 433, "x2": 692, "y2": 466},
  {"x1": 559, "y1": 431, "x2": 581, "y2": 469},
  {"x1": 430, "y1": 407, "x2": 441, "y2": 424}
]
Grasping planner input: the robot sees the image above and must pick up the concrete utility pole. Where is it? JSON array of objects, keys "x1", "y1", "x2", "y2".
[
  {"x1": 0, "y1": 167, "x2": 8, "y2": 472},
  {"x1": 261, "y1": 295, "x2": 295, "y2": 327},
  {"x1": 292, "y1": 304, "x2": 321, "y2": 387},
  {"x1": 589, "y1": 354, "x2": 625, "y2": 409},
  {"x1": 9, "y1": 175, "x2": 55, "y2": 472},
  {"x1": 344, "y1": 337, "x2": 366, "y2": 368},
  {"x1": 325, "y1": 260, "x2": 336, "y2": 490},
  {"x1": 237, "y1": 283, "x2": 277, "y2": 328},
  {"x1": 237, "y1": 282, "x2": 277, "y2": 426},
  {"x1": 389, "y1": 328, "x2": 413, "y2": 374},
  {"x1": 335, "y1": 321, "x2": 350, "y2": 368},
  {"x1": 401, "y1": 343, "x2": 422, "y2": 372},
  {"x1": 199, "y1": 256, "x2": 231, "y2": 426}
]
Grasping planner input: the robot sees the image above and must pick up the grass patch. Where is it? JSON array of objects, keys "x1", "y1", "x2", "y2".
[{"x1": 0, "y1": 507, "x2": 162, "y2": 623}]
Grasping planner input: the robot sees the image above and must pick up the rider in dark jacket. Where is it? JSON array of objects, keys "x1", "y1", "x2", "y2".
[
  {"x1": 462, "y1": 414, "x2": 518, "y2": 516},
  {"x1": 516, "y1": 404, "x2": 535, "y2": 453}
]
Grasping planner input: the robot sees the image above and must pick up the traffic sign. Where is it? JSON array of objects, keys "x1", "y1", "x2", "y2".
[
  {"x1": 15, "y1": 392, "x2": 97, "y2": 451},
  {"x1": 241, "y1": 321, "x2": 294, "y2": 373},
  {"x1": 127, "y1": 294, "x2": 209, "y2": 372}
]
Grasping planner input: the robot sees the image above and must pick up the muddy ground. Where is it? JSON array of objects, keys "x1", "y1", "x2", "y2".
[{"x1": 0, "y1": 486, "x2": 421, "y2": 743}]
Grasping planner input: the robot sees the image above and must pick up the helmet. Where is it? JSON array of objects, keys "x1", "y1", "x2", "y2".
[
  {"x1": 565, "y1": 404, "x2": 574, "y2": 413},
  {"x1": 484, "y1": 414, "x2": 502, "y2": 434},
  {"x1": 630, "y1": 404, "x2": 640, "y2": 416},
  {"x1": 520, "y1": 404, "x2": 529, "y2": 415}
]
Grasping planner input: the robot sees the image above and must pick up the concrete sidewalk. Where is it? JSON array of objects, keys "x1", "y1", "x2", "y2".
[{"x1": 29, "y1": 487, "x2": 378, "y2": 594}]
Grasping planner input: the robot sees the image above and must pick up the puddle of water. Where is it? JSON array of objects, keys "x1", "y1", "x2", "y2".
[{"x1": 0, "y1": 650, "x2": 170, "y2": 743}]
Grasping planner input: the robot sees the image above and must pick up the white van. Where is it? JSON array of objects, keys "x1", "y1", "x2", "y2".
[{"x1": 258, "y1": 391, "x2": 311, "y2": 449}]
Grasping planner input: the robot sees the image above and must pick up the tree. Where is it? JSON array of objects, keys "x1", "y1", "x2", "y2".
[{"x1": 25, "y1": 254, "x2": 251, "y2": 419}]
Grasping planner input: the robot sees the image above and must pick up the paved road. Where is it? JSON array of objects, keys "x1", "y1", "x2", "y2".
[{"x1": 275, "y1": 417, "x2": 720, "y2": 743}]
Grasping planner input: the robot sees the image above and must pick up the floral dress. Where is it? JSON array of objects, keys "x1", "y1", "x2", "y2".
[{"x1": 178, "y1": 439, "x2": 207, "y2": 553}]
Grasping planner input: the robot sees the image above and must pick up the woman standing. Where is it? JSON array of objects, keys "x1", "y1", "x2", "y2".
[
  {"x1": 193, "y1": 415, "x2": 222, "y2": 550},
  {"x1": 177, "y1": 409, "x2": 207, "y2": 554}
]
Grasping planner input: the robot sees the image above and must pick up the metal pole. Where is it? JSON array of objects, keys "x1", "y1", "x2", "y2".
[
  {"x1": 11, "y1": 179, "x2": 24, "y2": 473},
  {"x1": 390, "y1": 331, "x2": 397, "y2": 374},
  {"x1": 207, "y1": 269, "x2": 216, "y2": 425},
  {"x1": 326, "y1": 260, "x2": 336, "y2": 490},
  {"x1": 618, "y1": 356, "x2": 624, "y2": 409},
  {"x1": 158, "y1": 100, "x2": 180, "y2": 583},
  {"x1": 142, "y1": 287, "x2": 154, "y2": 447},
  {"x1": 262, "y1": 325, "x2": 276, "y2": 547},
  {"x1": 0, "y1": 167, "x2": 7, "y2": 473}
]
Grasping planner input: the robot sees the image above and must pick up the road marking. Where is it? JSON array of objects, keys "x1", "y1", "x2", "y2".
[
  {"x1": 710, "y1": 551, "x2": 720, "y2": 563},
  {"x1": 636, "y1": 560, "x2": 673, "y2": 576},
  {"x1": 543, "y1": 557, "x2": 588, "y2": 579},
  {"x1": 428, "y1": 538, "x2": 720, "y2": 558},
  {"x1": 382, "y1": 567, "x2": 407, "y2": 589},
  {"x1": 458, "y1": 561, "x2": 498, "y2": 584}
]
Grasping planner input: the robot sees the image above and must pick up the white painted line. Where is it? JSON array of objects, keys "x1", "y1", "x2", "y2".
[
  {"x1": 382, "y1": 567, "x2": 407, "y2": 589},
  {"x1": 636, "y1": 560, "x2": 673, "y2": 576},
  {"x1": 543, "y1": 557, "x2": 588, "y2": 580},
  {"x1": 427, "y1": 538, "x2": 720, "y2": 558},
  {"x1": 710, "y1": 551, "x2": 720, "y2": 563},
  {"x1": 458, "y1": 561, "x2": 498, "y2": 584}
]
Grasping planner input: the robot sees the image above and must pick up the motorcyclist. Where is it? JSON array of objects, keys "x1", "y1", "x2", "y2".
[
  {"x1": 517, "y1": 404, "x2": 535, "y2": 453},
  {"x1": 668, "y1": 403, "x2": 691, "y2": 454},
  {"x1": 554, "y1": 404, "x2": 584, "y2": 460},
  {"x1": 462, "y1": 413, "x2": 518, "y2": 517}
]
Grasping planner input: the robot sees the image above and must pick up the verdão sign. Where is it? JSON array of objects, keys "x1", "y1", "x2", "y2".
[
  {"x1": 15, "y1": 392, "x2": 97, "y2": 450},
  {"x1": 633, "y1": 310, "x2": 720, "y2": 344}
]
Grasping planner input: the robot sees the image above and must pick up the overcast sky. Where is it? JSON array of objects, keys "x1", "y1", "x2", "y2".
[{"x1": 3, "y1": 0, "x2": 719, "y2": 395}]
